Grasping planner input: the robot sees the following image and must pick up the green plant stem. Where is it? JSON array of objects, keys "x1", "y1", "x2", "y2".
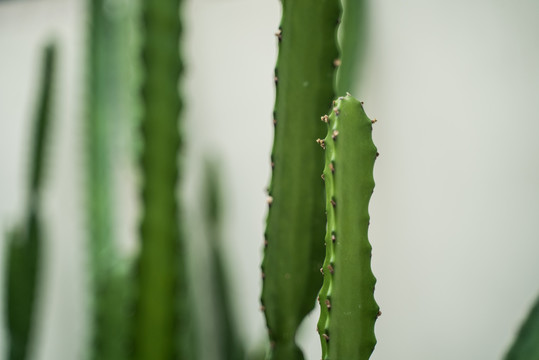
[
  {"x1": 133, "y1": 0, "x2": 186, "y2": 358},
  {"x1": 317, "y1": 94, "x2": 379, "y2": 360},
  {"x1": 5, "y1": 43, "x2": 56, "y2": 360},
  {"x1": 261, "y1": 1, "x2": 339, "y2": 359}
]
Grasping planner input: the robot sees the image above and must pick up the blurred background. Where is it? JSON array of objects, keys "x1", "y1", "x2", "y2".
[{"x1": 1, "y1": 0, "x2": 539, "y2": 359}]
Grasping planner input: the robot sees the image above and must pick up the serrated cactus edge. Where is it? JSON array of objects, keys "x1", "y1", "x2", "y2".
[{"x1": 133, "y1": 0, "x2": 188, "y2": 358}]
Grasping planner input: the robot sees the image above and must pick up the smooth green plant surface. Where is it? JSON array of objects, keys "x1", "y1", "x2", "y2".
[
  {"x1": 203, "y1": 161, "x2": 246, "y2": 360},
  {"x1": 505, "y1": 294, "x2": 539, "y2": 360},
  {"x1": 86, "y1": 0, "x2": 135, "y2": 358},
  {"x1": 4, "y1": 43, "x2": 56, "y2": 360},
  {"x1": 335, "y1": 0, "x2": 368, "y2": 95},
  {"x1": 261, "y1": 0, "x2": 340, "y2": 359},
  {"x1": 317, "y1": 94, "x2": 379, "y2": 360},
  {"x1": 133, "y1": 0, "x2": 189, "y2": 358}
]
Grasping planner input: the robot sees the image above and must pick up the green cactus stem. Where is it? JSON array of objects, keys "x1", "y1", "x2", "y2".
[
  {"x1": 133, "y1": 0, "x2": 187, "y2": 358},
  {"x1": 261, "y1": 0, "x2": 340, "y2": 360},
  {"x1": 317, "y1": 94, "x2": 379, "y2": 360},
  {"x1": 260, "y1": 1, "x2": 340, "y2": 359},
  {"x1": 505, "y1": 294, "x2": 539, "y2": 360},
  {"x1": 5, "y1": 43, "x2": 56, "y2": 360}
]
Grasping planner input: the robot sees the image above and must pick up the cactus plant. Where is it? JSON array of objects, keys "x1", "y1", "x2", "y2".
[
  {"x1": 4, "y1": 43, "x2": 56, "y2": 360},
  {"x1": 505, "y1": 294, "x2": 539, "y2": 360},
  {"x1": 317, "y1": 94, "x2": 379, "y2": 360},
  {"x1": 260, "y1": 1, "x2": 340, "y2": 359},
  {"x1": 132, "y1": 0, "x2": 189, "y2": 358}
]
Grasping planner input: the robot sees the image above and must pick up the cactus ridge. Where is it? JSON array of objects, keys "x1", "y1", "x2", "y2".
[
  {"x1": 261, "y1": 0, "x2": 340, "y2": 359},
  {"x1": 317, "y1": 94, "x2": 379, "y2": 360}
]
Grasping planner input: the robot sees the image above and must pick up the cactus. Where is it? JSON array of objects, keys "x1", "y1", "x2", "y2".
[
  {"x1": 505, "y1": 294, "x2": 539, "y2": 360},
  {"x1": 133, "y1": 0, "x2": 188, "y2": 358},
  {"x1": 4, "y1": 43, "x2": 56, "y2": 360},
  {"x1": 317, "y1": 94, "x2": 379, "y2": 360},
  {"x1": 261, "y1": 1, "x2": 340, "y2": 359}
]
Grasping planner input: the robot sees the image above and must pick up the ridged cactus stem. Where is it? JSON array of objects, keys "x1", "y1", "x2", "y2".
[
  {"x1": 261, "y1": 0, "x2": 340, "y2": 359},
  {"x1": 317, "y1": 94, "x2": 379, "y2": 360},
  {"x1": 133, "y1": 0, "x2": 185, "y2": 358}
]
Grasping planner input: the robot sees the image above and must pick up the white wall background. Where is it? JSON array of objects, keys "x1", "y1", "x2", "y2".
[{"x1": 1, "y1": 0, "x2": 539, "y2": 359}]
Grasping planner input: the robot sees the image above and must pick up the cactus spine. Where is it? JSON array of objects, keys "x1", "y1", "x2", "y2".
[
  {"x1": 317, "y1": 94, "x2": 379, "y2": 360},
  {"x1": 5, "y1": 43, "x2": 56, "y2": 360},
  {"x1": 133, "y1": 0, "x2": 187, "y2": 358},
  {"x1": 261, "y1": 0, "x2": 340, "y2": 359}
]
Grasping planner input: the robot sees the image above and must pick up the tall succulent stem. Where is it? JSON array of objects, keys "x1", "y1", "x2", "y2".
[
  {"x1": 261, "y1": 1, "x2": 339, "y2": 359},
  {"x1": 133, "y1": 0, "x2": 186, "y2": 358},
  {"x1": 317, "y1": 94, "x2": 379, "y2": 360}
]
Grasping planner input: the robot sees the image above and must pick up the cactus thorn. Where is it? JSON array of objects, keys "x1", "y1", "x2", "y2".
[
  {"x1": 346, "y1": 92, "x2": 352, "y2": 97},
  {"x1": 377, "y1": 310, "x2": 382, "y2": 317},
  {"x1": 327, "y1": 264, "x2": 334, "y2": 274},
  {"x1": 371, "y1": 118, "x2": 377, "y2": 124},
  {"x1": 332, "y1": 130, "x2": 339, "y2": 140},
  {"x1": 271, "y1": 161, "x2": 275, "y2": 168},
  {"x1": 274, "y1": 76, "x2": 278, "y2": 84},
  {"x1": 331, "y1": 233, "x2": 336, "y2": 243},
  {"x1": 275, "y1": 29, "x2": 282, "y2": 40},
  {"x1": 361, "y1": 101, "x2": 364, "y2": 105},
  {"x1": 329, "y1": 162, "x2": 335, "y2": 173},
  {"x1": 322, "y1": 334, "x2": 330, "y2": 342},
  {"x1": 333, "y1": 58, "x2": 342, "y2": 67},
  {"x1": 266, "y1": 196, "x2": 273, "y2": 205},
  {"x1": 321, "y1": 114, "x2": 329, "y2": 123},
  {"x1": 261, "y1": 272, "x2": 266, "y2": 279},
  {"x1": 338, "y1": 96, "x2": 344, "y2": 101},
  {"x1": 260, "y1": 305, "x2": 266, "y2": 311},
  {"x1": 273, "y1": 118, "x2": 277, "y2": 126},
  {"x1": 325, "y1": 299, "x2": 331, "y2": 310},
  {"x1": 376, "y1": 152, "x2": 380, "y2": 158},
  {"x1": 316, "y1": 138, "x2": 326, "y2": 149},
  {"x1": 333, "y1": 107, "x2": 339, "y2": 115},
  {"x1": 330, "y1": 198, "x2": 336, "y2": 207},
  {"x1": 320, "y1": 267, "x2": 324, "y2": 274},
  {"x1": 321, "y1": 173, "x2": 325, "y2": 181}
]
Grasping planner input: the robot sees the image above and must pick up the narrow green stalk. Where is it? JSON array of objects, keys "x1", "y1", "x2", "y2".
[
  {"x1": 133, "y1": 0, "x2": 187, "y2": 358},
  {"x1": 317, "y1": 94, "x2": 379, "y2": 360},
  {"x1": 203, "y1": 161, "x2": 245, "y2": 360},
  {"x1": 505, "y1": 294, "x2": 539, "y2": 360},
  {"x1": 261, "y1": 1, "x2": 339, "y2": 359},
  {"x1": 5, "y1": 43, "x2": 56, "y2": 360},
  {"x1": 86, "y1": 1, "x2": 135, "y2": 358}
]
